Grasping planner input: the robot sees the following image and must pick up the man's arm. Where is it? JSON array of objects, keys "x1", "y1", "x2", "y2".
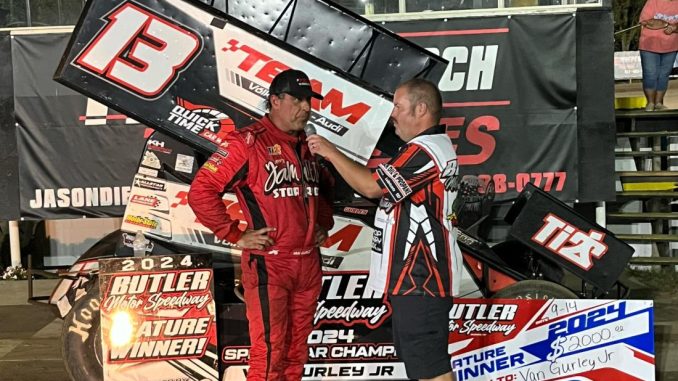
[
  {"x1": 188, "y1": 138, "x2": 247, "y2": 243},
  {"x1": 307, "y1": 135, "x2": 382, "y2": 199}
]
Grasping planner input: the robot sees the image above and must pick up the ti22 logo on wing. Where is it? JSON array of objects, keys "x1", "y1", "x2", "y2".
[{"x1": 74, "y1": 2, "x2": 202, "y2": 98}]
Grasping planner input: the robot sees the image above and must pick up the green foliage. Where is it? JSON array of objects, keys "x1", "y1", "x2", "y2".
[
  {"x1": 628, "y1": 268, "x2": 678, "y2": 293},
  {"x1": 613, "y1": 0, "x2": 646, "y2": 51}
]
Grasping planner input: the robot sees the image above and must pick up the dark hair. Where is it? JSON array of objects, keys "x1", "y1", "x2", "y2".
[
  {"x1": 398, "y1": 78, "x2": 442, "y2": 122},
  {"x1": 265, "y1": 93, "x2": 285, "y2": 111}
]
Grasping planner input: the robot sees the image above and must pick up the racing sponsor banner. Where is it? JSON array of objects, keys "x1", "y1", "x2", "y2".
[
  {"x1": 450, "y1": 299, "x2": 654, "y2": 381},
  {"x1": 54, "y1": 0, "x2": 394, "y2": 164},
  {"x1": 10, "y1": 32, "x2": 147, "y2": 219},
  {"x1": 220, "y1": 271, "x2": 406, "y2": 380},
  {"x1": 99, "y1": 253, "x2": 218, "y2": 381},
  {"x1": 218, "y1": 282, "x2": 654, "y2": 380},
  {"x1": 0, "y1": 31, "x2": 19, "y2": 220},
  {"x1": 385, "y1": 13, "x2": 613, "y2": 202}
]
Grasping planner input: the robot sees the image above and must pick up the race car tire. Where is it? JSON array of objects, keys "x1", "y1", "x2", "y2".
[
  {"x1": 62, "y1": 282, "x2": 103, "y2": 381},
  {"x1": 492, "y1": 280, "x2": 578, "y2": 299}
]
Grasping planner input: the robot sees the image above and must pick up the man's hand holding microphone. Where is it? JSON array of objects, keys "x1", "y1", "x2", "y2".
[{"x1": 305, "y1": 124, "x2": 339, "y2": 162}]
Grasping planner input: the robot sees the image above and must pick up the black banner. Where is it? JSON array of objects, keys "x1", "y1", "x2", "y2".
[
  {"x1": 386, "y1": 11, "x2": 614, "y2": 202},
  {"x1": 0, "y1": 32, "x2": 19, "y2": 220},
  {"x1": 11, "y1": 33, "x2": 147, "y2": 219}
]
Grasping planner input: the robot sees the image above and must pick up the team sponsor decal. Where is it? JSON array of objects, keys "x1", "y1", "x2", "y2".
[
  {"x1": 531, "y1": 213, "x2": 608, "y2": 270},
  {"x1": 146, "y1": 138, "x2": 172, "y2": 154},
  {"x1": 29, "y1": 186, "x2": 131, "y2": 209},
  {"x1": 262, "y1": 160, "x2": 321, "y2": 199},
  {"x1": 219, "y1": 38, "x2": 371, "y2": 128},
  {"x1": 203, "y1": 162, "x2": 219, "y2": 173},
  {"x1": 137, "y1": 167, "x2": 159, "y2": 177},
  {"x1": 134, "y1": 177, "x2": 166, "y2": 191},
  {"x1": 371, "y1": 229, "x2": 383, "y2": 254},
  {"x1": 166, "y1": 98, "x2": 235, "y2": 144},
  {"x1": 141, "y1": 150, "x2": 161, "y2": 169},
  {"x1": 99, "y1": 254, "x2": 218, "y2": 380},
  {"x1": 376, "y1": 164, "x2": 411, "y2": 203},
  {"x1": 320, "y1": 254, "x2": 344, "y2": 269},
  {"x1": 342, "y1": 207, "x2": 369, "y2": 215},
  {"x1": 211, "y1": 24, "x2": 392, "y2": 164},
  {"x1": 441, "y1": 159, "x2": 460, "y2": 192},
  {"x1": 175, "y1": 153, "x2": 194, "y2": 174},
  {"x1": 123, "y1": 175, "x2": 244, "y2": 253},
  {"x1": 263, "y1": 160, "x2": 300, "y2": 198},
  {"x1": 267, "y1": 144, "x2": 281, "y2": 156},
  {"x1": 124, "y1": 215, "x2": 159, "y2": 229},
  {"x1": 130, "y1": 194, "x2": 161, "y2": 208},
  {"x1": 74, "y1": 2, "x2": 202, "y2": 99},
  {"x1": 449, "y1": 299, "x2": 654, "y2": 381}
]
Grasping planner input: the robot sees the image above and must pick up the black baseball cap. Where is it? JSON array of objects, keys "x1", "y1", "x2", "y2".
[{"x1": 269, "y1": 69, "x2": 324, "y2": 100}]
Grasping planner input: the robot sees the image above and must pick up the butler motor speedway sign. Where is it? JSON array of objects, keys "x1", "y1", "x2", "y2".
[{"x1": 99, "y1": 254, "x2": 219, "y2": 380}]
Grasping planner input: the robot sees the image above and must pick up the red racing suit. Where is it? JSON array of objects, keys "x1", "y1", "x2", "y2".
[{"x1": 188, "y1": 116, "x2": 334, "y2": 380}]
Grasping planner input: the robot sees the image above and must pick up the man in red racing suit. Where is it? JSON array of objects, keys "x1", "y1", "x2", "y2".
[{"x1": 188, "y1": 69, "x2": 334, "y2": 380}]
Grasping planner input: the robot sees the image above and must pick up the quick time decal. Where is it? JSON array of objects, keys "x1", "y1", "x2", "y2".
[
  {"x1": 29, "y1": 186, "x2": 131, "y2": 209},
  {"x1": 166, "y1": 98, "x2": 235, "y2": 144},
  {"x1": 74, "y1": 2, "x2": 202, "y2": 98},
  {"x1": 532, "y1": 213, "x2": 608, "y2": 270}
]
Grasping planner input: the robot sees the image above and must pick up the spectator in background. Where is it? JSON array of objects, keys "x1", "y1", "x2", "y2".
[{"x1": 639, "y1": 0, "x2": 678, "y2": 111}]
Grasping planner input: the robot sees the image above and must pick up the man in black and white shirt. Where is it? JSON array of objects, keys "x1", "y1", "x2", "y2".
[{"x1": 308, "y1": 78, "x2": 460, "y2": 381}]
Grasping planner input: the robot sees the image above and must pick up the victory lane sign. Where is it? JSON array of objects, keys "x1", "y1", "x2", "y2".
[{"x1": 99, "y1": 253, "x2": 219, "y2": 381}]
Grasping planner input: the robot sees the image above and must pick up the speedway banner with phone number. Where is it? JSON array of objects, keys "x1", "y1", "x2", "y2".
[
  {"x1": 386, "y1": 16, "x2": 580, "y2": 201},
  {"x1": 218, "y1": 287, "x2": 654, "y2": 380},
  {"x1": 54, "y1": 0, "x2": 393, "y2": 165},
  {"x1": 99, "y1": 253, "x2": 219, "y2": 381}
]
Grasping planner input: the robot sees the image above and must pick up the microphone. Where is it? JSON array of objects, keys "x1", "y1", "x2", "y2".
[
  {"x1": 305, "y1": 124, "x2": 319, "y2": 159},
  {"x1": 304, "y1": 124, "x2": 316, "y2": 136}
]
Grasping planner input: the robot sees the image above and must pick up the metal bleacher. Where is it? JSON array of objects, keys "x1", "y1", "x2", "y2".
[{"x1": 611, "y1": 109, "x2": 678, "y2": 266}]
